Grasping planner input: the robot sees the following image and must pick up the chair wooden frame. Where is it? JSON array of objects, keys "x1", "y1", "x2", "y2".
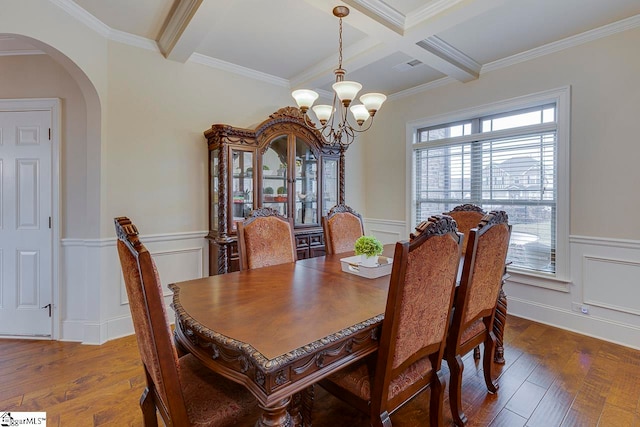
[
  {"x1": 115, "y1": 217, "x2": 189, "y2": 425},
  {"x1": 236, "y1": 207, "x2": 296, "y2": 271},
  {"x1": 320, "y1": 215, "x2": 462, "y2": 427},
  {"x1": 115, "y1": 217, "x2": 255, "y2": 426},
  {"x1": 322, "y1": 204, "x2": 365, "y2": 255},
  {"x1": 445, "y1": 211, "x2": 511, "y2": 426}
]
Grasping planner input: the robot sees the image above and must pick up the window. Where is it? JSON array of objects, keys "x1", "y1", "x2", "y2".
[{"x1": 411, "y1": 88, "x2": 570, "y2": 281}]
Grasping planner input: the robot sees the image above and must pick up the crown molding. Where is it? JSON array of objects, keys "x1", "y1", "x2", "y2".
[
  {"x1": 405, "y1": 0, "x2": 466, "y2": 29},
  {"x1": 49, "y1": 0, "x2": 111, "y2": 38},
  {"x1": 188, "y1": 53, "x2": 290, "y2": 88},
  {"x1": 346, "y1": 0, "x2": 467, "y2": 33},
  {"x1": 345, "y1": 0, "x2": 405, "y2": 32},
  {"x1": 109, "y1": 28, "x2": 160, "y2": 53},
  {"x1": 482, "y1": 13, "x2": 640, "y2": 74}
]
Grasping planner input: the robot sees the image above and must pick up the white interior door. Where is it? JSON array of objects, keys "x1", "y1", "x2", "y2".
[{"x1": 0, "y1": 110, "x2": 52, "y2": 337}]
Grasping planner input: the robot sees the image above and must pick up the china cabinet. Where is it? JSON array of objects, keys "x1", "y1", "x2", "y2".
[{"x1": 205, "y1": 107, "x2": 346, "y2": 275}]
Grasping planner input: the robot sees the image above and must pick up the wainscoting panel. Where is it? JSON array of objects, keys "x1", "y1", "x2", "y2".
[
  {"x1": 583, "y1": 256, "x2": 640, "y2": 316},
  {"x1": 61, "y1": 231, "x2": 208, "y2": 344},
  {"x1": 363, "y1": 218, "x2": 407, "y2": 245}
]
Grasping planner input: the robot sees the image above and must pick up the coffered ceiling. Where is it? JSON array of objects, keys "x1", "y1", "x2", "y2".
[{"x1": 3, "y1": 0, "x2": 640, "y2": 98}]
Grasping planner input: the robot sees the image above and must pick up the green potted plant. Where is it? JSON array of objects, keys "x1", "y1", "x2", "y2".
[
  {"x1": 276, "y1": 186, "x2": 287, "y2": 202},
  {"x1": 264, "y1": 186, "x2": 274, "y2": 201},
  {"x1": 354, "y1": 235, "x2": 383, "y2": 267}
]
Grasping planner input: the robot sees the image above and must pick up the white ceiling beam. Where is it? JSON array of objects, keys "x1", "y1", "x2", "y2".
[
  {"x1": 157, "y1": 0, "x2": 230, "y2": 62},
  {"x1": 299, "y1": 0, "x2": 507, "y2": 84}
]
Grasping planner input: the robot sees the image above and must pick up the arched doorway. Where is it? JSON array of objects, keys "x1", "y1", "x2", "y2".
[{"x1": 0, "y1": 34, "x2": 103, "y2": 339}]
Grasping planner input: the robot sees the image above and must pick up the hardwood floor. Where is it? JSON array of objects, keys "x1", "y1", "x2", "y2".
[{"x1": 1, "y1": 316, "x2": 639, "y2": 426}]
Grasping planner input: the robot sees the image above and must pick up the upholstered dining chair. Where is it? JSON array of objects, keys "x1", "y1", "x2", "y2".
[
  {"x1": 444, "y1": 203, "x2": 486, "y2": 256},
  {"x1": 444, "y1": 203, "x2": 490, "y2": 361},
  {"x1": 114, "y1": 217, "x2": 257, "y2": 426},
  {"x1": 319, "y1": 215, "x2": 462, "y2": 427},
  {"x1": 444, "y1": 211, "x2": 511, "y2": 426},
  {"x1": 237, "y1": 207, "x2": 296, "y2": 270},
  {"x1": 322, "y1": 204, "x2": 365, "y2": 254}
]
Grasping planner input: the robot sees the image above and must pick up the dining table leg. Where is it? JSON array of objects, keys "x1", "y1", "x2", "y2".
[
  {"x1": 288, "y1": 392, "x2": 302, "y2": 426},
  {"x1": 283, "y1": 385, "x2": 315, "y2": 427},
  {"x1": 256, "y1": 397, "x2": 293, "y2": 427}
]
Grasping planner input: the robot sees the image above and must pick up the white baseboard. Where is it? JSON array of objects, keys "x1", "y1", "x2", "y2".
[{"x1": 508, "y1": 296, "x2": 640, "y2": 350}]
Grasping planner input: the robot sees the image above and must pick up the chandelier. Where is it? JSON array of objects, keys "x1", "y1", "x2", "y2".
[{"x1": 291, "y1": 6, "x2": 386, "y2": 148}]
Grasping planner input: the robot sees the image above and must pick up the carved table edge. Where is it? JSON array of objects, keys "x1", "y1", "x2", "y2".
[{"x1": 169, "y1": 283, "x2": 384, "y2": 373}]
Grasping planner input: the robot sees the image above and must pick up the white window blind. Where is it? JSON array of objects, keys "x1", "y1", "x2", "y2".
[{"x1": 413, "y1": 104, "x2": 559, "y2": 275}]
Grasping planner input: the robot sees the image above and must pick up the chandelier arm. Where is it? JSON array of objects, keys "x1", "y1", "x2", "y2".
[
  {"x1": 352, "y1": 116, "x2": 376, "y2": 133},
  {"x1": 302, "y1": 113, "x2": 320, "y2": 130},
  {"x1": 338, "y1": 123, "x2": 356, "y2": 147}
]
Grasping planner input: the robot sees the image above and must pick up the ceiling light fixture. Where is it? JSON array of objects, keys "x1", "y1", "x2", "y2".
[{"x1": 291, "y1": 6, "x2": 386, "y2": 148}]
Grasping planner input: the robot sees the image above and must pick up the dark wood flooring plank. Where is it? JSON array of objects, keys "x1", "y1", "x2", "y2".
[
  {"x1": 1, "y1": 316, "x2": 639, "y2": 427},
  {"x1": 489, "y1": 408, "x2": 527, "y2": 427},
  {"x1": 505, "y1": 380, "x2": 548, "y2": 419}
]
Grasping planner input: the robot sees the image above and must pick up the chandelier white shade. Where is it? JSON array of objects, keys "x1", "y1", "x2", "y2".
[{"x1": 291, "y1": 6, "x2": 386, "y2": 147}]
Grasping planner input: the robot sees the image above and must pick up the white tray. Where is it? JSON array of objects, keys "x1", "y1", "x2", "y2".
[{"x1": 340, "y1": 255, "x2": 393, "y2": 279}]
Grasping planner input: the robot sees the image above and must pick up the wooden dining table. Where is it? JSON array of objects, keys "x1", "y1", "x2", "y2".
[{"x1": 169, "y1": 245, "x2": 507, "y2": 427}]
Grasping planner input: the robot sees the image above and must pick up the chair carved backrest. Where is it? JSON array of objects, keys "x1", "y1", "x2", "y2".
[
  {"x1": 444, "y1": 204, "x2": 486, "y2": 256},
  {"x1": 450, "y1": 210, "x2": 512, "y2": 349},
  {"x1": 237, "y1": 207, "x2": 296, "y2": 270},
  {"x1": 114, "y1": 217, "x2": 188, "y2": 421},
  {"x1": 322, "y1": 204, "x2": 365, "y2": 254},
  {"x1": 370, "y1": 215, "x2": 462, "y2": 420}
]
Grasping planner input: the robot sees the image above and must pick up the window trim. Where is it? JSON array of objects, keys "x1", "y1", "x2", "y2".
[{"x1": 405, "y1": 86, "x2": 571, "y2": 284}]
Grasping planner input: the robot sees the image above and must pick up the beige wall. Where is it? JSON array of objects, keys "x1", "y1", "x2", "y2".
[
  {"x1": 361, "y1": 26, "x2": 640, "y2": 240},
  {"x1": 104, "y1": 42, "x2": 292, "y2": 235},
  {"x1": 102, "y1": 40, "x2": 370, "y2": 233},
  {"x1": 0, "y1": 54, "x2": 88, "y2": 238}
]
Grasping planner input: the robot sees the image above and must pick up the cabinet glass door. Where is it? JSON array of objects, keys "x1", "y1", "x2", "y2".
[
  {"x1": 263, "y1": 135, "x2": 288, "y2": 217},
  {"x1": 295, "y1": 136, "x2": 318, "y2": 226},
  {"x1": 231, "y1": 149, "x2": 254, "y2": 231},
  {"x1": 210, "y1": 148, "x2": 219, "y2": 231},
  {"x1": 322, "y1": 158, "x2": 338, "y2": 216}
]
